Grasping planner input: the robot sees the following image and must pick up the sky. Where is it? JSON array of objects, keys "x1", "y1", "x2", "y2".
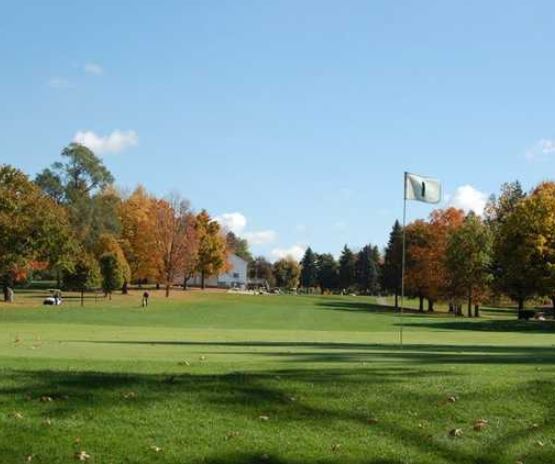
[{"x1": 2, "y1": 1, "x2": 555, "y2": 260}]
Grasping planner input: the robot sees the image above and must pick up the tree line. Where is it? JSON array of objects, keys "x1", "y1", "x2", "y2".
[
  {"x1": 0, "y1": 144, "x2": 233, "y2": 300},
  {"x1": 381, "y1": 181, "x2": 555, "y2": 319}
]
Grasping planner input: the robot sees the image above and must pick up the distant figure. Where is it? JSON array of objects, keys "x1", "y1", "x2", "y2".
[{"x1": 142, "y1": 291, "x2": 150, "y2": 307}]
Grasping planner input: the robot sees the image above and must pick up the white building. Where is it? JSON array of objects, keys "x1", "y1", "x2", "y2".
[{"x1": 187, "y1": 254, "x2": 248, "y2": 288}]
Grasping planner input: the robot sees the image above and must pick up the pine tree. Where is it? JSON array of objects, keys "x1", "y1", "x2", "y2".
[
  {"x1": 338, "y1": 245, "x2": 356, "y2": 291},
  {"x1": 381, "y1": 220, "x2": 403, "y2": 307},
  {"x1": 300, "y1": 247, "x2": 318, "y2": 288},
  {"x1": 355, "y1": 245, "x2": 379, "y2": 295}
]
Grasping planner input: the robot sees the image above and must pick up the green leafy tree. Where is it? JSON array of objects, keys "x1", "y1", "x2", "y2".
[
  {"x1": 338, "y1": 245, "x2": 356, "y2": 291},
  {"x1": 445, "y1": 213, "x2": 493, "y2": 317},
  {"x1": 273, "y1": 257, "x2": 301, "y2": 289},
  {"x1": 300, "y1": 247, "x2": 318, "y2": 288},
  {"x1": 0, "y1": 165, "x2": 75, "y2": 300},
  {"x1": 248, "y1": 256, "x2": 276, "y2": 288},
  {"x1": 226, "y1": 231, "x2": 252, "y2": 262},
  {"x1": 63, "y1": 253, "x2": 100, "y2": 305},
  {"x1": 381, "y1": 220, "x2": 403, "y2": 307},
  {"x1": 35, "y1": 144, "x2": 119, "y2": 251},
  {"x1": 99, "y1": 253, "x2": 125, "y2": 299}
]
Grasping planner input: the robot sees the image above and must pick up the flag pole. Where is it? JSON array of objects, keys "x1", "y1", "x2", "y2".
[{"x1": 400, "y1": 172, "x2": 407, "y2": 349}]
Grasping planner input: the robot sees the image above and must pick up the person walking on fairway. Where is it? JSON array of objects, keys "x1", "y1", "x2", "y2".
[{"x1": 142, "y1": 291, "x2": 150, "y2": 307}]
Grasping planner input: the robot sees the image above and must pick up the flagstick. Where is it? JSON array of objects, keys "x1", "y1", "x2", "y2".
[{"x1": 400, "y1": 172, "x2": 408, "y2": 349}]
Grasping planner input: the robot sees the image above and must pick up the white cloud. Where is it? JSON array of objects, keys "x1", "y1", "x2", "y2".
[
  {"x1": 215, "y1": 212, "x2": 247, "y2": 234},
  {"x1": 73, "y1": 130, "x2": 138, "y2": 155},
  {"x1": 48, "y1": 77, "x2": 72, "y2": 89},
  {"x1": 526, "y1": 138, "x2": 555, "y2": 161},
  {"x1": 83, "y1": 62, "x2": 104, "y2": 75},
  {"x1": 244, "y1": 230, "x2": 277, "y2": 245},
  {"x1": 448, "y1": 185, "x2": 488, "y2": 215},
  {"x1": 270, "y1": 244, "x2": 306, "y2": 261}
]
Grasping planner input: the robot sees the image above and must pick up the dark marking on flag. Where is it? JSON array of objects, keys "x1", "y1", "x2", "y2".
[{"x1": 421, "y1": 181, "x2": 426, "y2": 198}]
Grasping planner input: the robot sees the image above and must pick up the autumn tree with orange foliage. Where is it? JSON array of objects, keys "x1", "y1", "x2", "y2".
[
  {"x1": 152, "y1": 195, "x2": 198, "y2": 297},
  {"x1": 194, "y1": 210, "x2": 229, "y2": 289},
  {"x1": 118, "y1": 186, "x2": 159, "y2": 284},
  {"x1": 405, "y1": 208, "x2": 465, "y2": 311}
]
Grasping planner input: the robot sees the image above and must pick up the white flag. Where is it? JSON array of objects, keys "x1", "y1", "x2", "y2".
[{"x1": 405, "y1": 172, "x2": 441, "y2": 204}]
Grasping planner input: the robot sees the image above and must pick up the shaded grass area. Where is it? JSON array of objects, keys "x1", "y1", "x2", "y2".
[
  {"x1": 0, "y1": 292, "x2": 553, "y2": 463},
  {"x1": 0, "y1": 359, "x2": 553, "y2": 464}
]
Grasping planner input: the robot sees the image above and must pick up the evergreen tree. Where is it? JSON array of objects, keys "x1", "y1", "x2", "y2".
[
  {"x1": 316, "y1": 253, "x2": 338, "y2": 291},
  {"x1": 382, "y1": 220, "x2": 403, "y2": 307},
  {"x1": 338, "y1": 245, "x2": 356, "y2": 290},
  {"x1": 300, "y1": 247, "x2": 318, "y2": 288},
  {"x1": 355, "y1": 244, "x2": 379, "y2": 294}
]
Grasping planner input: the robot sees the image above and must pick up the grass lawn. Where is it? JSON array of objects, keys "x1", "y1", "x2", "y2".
[{"x1": 0, "y1": 289, "x2": 553, "y2": 463}]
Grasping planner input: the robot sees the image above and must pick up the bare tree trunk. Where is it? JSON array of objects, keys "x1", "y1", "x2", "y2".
[
  {"x1": 517, "y1": 298, "x2": 524, "y2": 319},
  {"x1": 394, "y1": 292, "x2": 399, "y2": 309},
  {"x1": 474, "y1": 304, "x2": 480, "y2": 318},
  {"x1": 467, "y1": 288, "x2": 472, "y2": 318},
  {"x1": 165, "y1": 284, "x2": 170, "y2": 297},
  {"x1": 427, "y1": 299, "x2": 434, "y2": 312},
  {"x1": 418, "y1": 295, "x2": 424, "y2": 312},
  {"x1": 81, "y1": 289, "x2": 84, "y2": 307}
]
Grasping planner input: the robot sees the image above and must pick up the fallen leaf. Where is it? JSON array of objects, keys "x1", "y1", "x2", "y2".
[
  {"x1": 536, "y1": 441, "x2": 545, "y2": 448},
  {"x1": 331, "y1": 443, "x2": 342, "y2": 452},
  {"x1": 449, "y1": 428, "x2": 463, "y2": 438},
  {"x1": 25, "y1": 455, "x2": 33, "y2": 462},
  {"x1": 10, "y1": 411, "x2": 23, "y2": 420},
  {"x1": 447, "y1": 396, "x2": 458, "y2": 404},
  {"x1": 367, "y1": 418, "x2": 379, "y2": 425},
  {"x1": 43, "y1": 418, "x2": 53, "y2": 426},
  {"x1": 74, "y1": 451, "x2": 91, "y2": 461},
  {"x1": 473, "y1": 419, "x2": 488, "y2": 431},
  {"x1": 258, "y1": 415, "x2": 270, "y2": 422},
  {"x1": 40, "y1": 396, "x2": 54, "y2": 403},
  {"x1": 225, "y1": 431, "x2": 240, "y2": 440},
  {"x1": 123, "y1": 391, "x2": 136, "y2": 400},
  {"x1": 150, "y1": 445, "x2": 162, "y2": 453}
]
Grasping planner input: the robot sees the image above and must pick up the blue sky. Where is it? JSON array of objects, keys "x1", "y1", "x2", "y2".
[{"x1": 2, "y1": 1, "x2": 555, "y2": 260}]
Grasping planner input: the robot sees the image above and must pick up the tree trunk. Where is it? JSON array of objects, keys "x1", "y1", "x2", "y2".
[
  {"x1": 201, "y1": 271, "x2": 205, "y2": 290},
  {"x1": 427, "y1": 299, "x2": 434, "y2": 312},
  {"x1": 80, "y1": 289, "x2": 84, "y2": 307},
  {"x1": 394, "y1": 292, "x2": 399, "y2": 309},
  {"x1": 474, "y1": 304, "x2": 480, "y2": 318},
  {"x1": 122, "y1": 281, "x2": 128, "y2": 295},
  {"x1": 551, "y1": 296, "x2": 555, "y2": 319},
  {"x1": 418, "y1": 295, "x2": 424, "y2": 312},
  {"x1": 4, "y1": 286, "x2": 14, "y2": 303},
  {"x1": 448, "y1": 302, "x2": 454, "y2": 313},
  {"x1": 156, "y1": 282, "x2": 160, "y2": 290},
  {"x1": 517, "y1": 298, "x2": 524, "y2": 319},
  {"x1": 165, "y1": 284, "x2": 170, "y2": 297},
  {"x1": 183, "y1": 276, "x2": 188, "y2": 290},
  {"x1": 467, "y1": 288, "x2": 472, "y2": 318}
]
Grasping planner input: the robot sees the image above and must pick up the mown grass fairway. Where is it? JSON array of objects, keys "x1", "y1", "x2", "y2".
[{"x1": 0, "y1": 291, "x2": 553, "y2": 463}]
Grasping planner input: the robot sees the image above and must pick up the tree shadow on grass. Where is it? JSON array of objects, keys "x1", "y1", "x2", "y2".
[
  {"x1": 315, "y1": 300, "x2": 422, "y2": 315},
  {"x1": 71, "y1": 339, "x2": 555, "y2": 365},
  {"x1": 398, "y1": 319, "x2": 554, "y2": 334},
  {"x1": 0, "y1": 366, "x2": 553, "y2": 464}
]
